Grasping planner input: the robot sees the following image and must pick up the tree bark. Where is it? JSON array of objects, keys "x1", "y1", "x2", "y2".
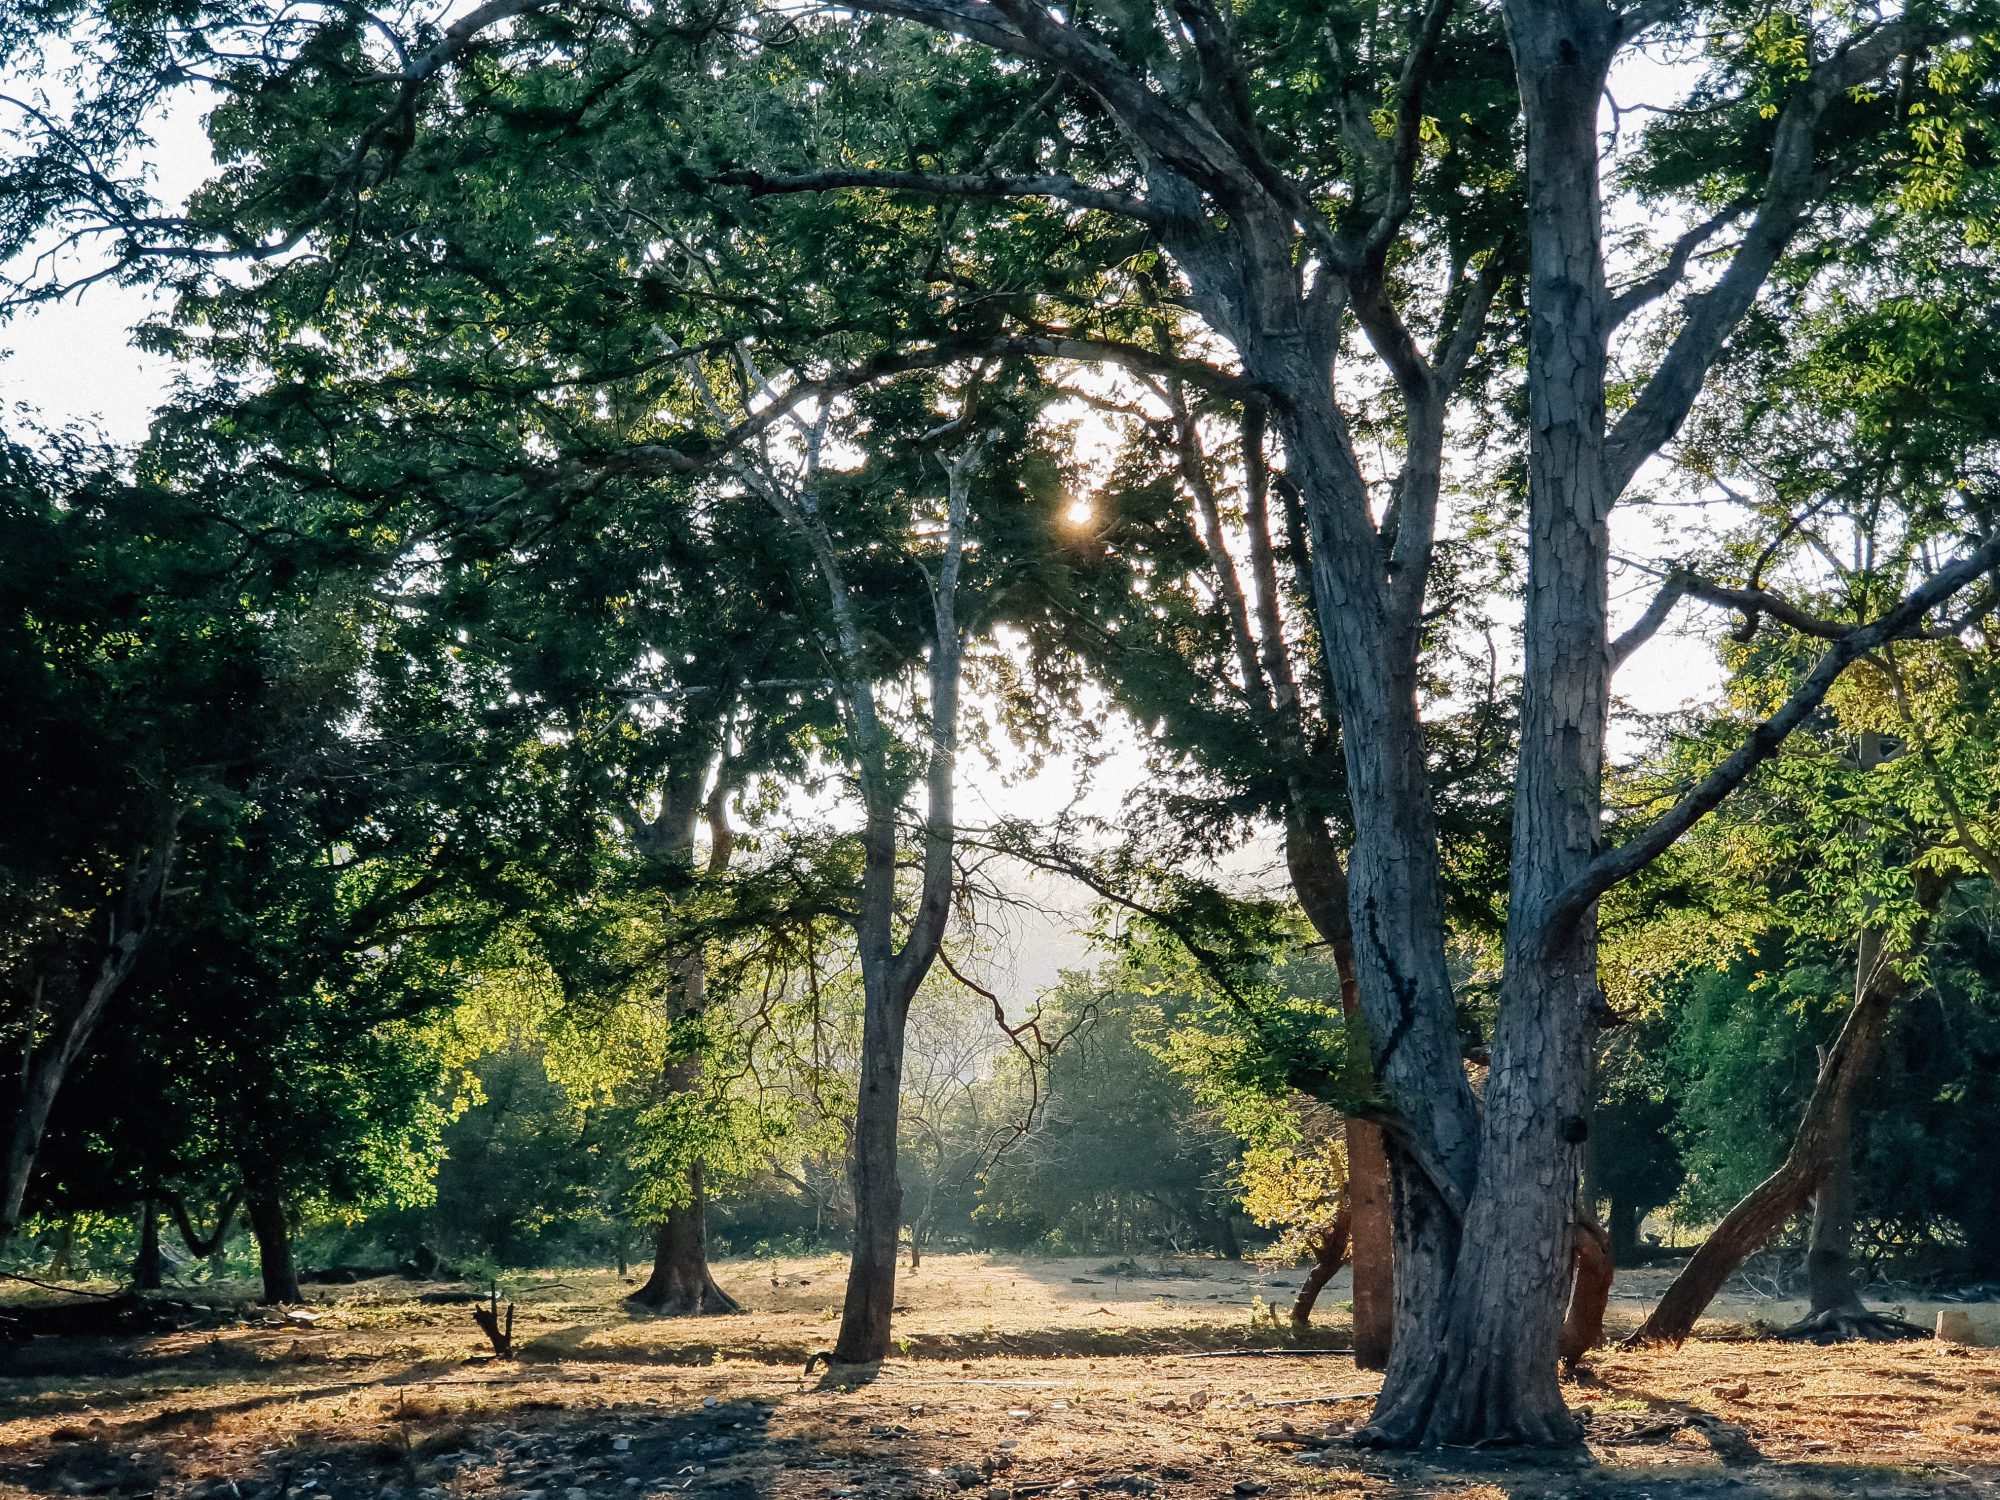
[
  {"x1": 1285, "y1": 813, "x2": 1396, "y2": 1370},
  {"x1": 628, "y1": 1161, "x2": 741, "y2": 1314},
  {"x1": 834, "y1": 968, "x2": 911, "y2": 1362},
  {"x1": 1359, "y1": 4, "x2": 1620, "y2": 1446},
  {"x1": 247, "y1": 1193, "x2": 300, "y2": 1305},
  {"x1": 132, "y1": 1196, "x2": 164, "y2": 1292},
  {"x1": 1291, "y1": 1198, "x2": 1352, "y2": 1329},
  {"x1": 1803, "y1": 1104, "x2": 1865, "y2": 1319},
  {"x1": 1628, "y1": 888, "x2": 1939, "y2": 1344}
]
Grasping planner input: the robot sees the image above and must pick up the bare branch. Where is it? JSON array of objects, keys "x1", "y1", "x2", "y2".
[{"x1": 1607, "y1": 571, "x2": 1688, "y2": 670}]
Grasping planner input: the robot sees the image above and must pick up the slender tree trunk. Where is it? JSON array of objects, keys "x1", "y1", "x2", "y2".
[
  {"x1": 132, "y1": 1196, "x2": 163, "y2": 1292},
  {"x1": 627, "y1": 766, "x2": 739, "y2": 1316},
  {"x1": 247, "y1": 1194, "x2": 300, "y2": 1305},
  {"x1": 46, "y1": 1218, "x2": 75, "y2": 1280},
  {"x1": 629, "y1": 1162, "x2": 740, "y2": 1314},
  {"x1": 1291, "y1": 1199, "x2": 1353, "y2": 1329},
  {"x1": 1284, "y1": 813, "x2": 1396, "y2": 1369},
  {"x1": 2, "y1": 814, "x2": 178, "y2": 1232},
  {"x1": 1607, "y1": 1198, "x2": 1641, "y2": 1266},
  {"x1": 833, "y1": 969, "x2": 910, "y2": 1363}
]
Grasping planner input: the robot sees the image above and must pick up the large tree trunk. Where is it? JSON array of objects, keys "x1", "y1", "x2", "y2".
[
  {"x1": 1361, "y1": 4, "x2": 1619, "y2": 1445},
  {"x1": 1268, "y1": 391, "x2": 1479, "y2": 1403},
  {"x1": 1291, "y1": 1199, "x2": 1352, "y2": 1329},
  {"x1": 628, "y1": 1162, "x2": 740, "y2": 1314},
  {"x1": 1284, "y1": 813, "x2": 1396, "y2": 1370},
  {"x1": 1628, "y1": 887, "x2": 1939, "y2": 1344},
  {"x1": 832, "y1": 970, "x2": 910, "y2": 1363},
  {"x1": 247, "y1": 1193, "x2": 300, "y2": 1305}
]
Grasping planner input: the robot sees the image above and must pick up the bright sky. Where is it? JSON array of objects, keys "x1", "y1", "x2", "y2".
[{"x1": 0, "y1": 38, "x2": 1733, "y2": 1006}]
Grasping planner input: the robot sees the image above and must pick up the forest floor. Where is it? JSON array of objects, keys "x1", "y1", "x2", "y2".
[{"x1": 3, "y1": 1253, "x2": 1998, "y2": 1500}]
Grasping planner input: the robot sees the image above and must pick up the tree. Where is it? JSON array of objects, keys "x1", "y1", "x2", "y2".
[{"x1": 14, "y1": 0, "x2": 2000, "y2": 1442}]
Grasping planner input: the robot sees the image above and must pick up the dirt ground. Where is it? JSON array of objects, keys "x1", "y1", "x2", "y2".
[{"x1": 3, "y1": 1254, "x2": 1998, "y2": 1500}]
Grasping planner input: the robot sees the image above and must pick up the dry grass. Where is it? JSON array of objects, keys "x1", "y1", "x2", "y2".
[{"x1": 1, "y1": 1254, "x2": 1995, "y2": 1500}]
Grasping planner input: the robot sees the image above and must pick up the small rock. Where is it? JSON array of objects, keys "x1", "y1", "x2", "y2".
[
  {"x1": 1936, "y1": 1309, "x2": 1980, "y2": 1346},
  {"x1": 702, "y1": 1396, "x2": 720, "y2": 1408},
  {"x1": 612, "y1": 1438, "x2": 631, "y2": 1452},
  {"x1": 1712, "y1": 1381, "x2": 1750, "y2": 1400},
  {"x1": 1233, "y1": 1484, "x2": 1268, "y2": 1497}
]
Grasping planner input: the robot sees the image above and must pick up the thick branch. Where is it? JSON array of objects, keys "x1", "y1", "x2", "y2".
[
  {"x1": 1545, "y1": 531, "x2": 2000, "y2": 939},
  {"x1": 1604, "y1": 22, "x2": 1921, "y2": 497}
]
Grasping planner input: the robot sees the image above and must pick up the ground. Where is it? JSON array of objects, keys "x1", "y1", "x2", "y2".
[{"x1": 3, "y1": 1255, "x2": 1998, "y2": 1500}]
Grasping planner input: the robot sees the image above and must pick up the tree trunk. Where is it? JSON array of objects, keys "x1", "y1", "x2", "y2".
[
  {"x1": 132, "y1": 1197, "x2": 163, "y2": 1292},
  {"x1": 2, "y1": 813, "x2": 178, "y2": 1232},
  {"x1": 1607, "y1": 1197, "x2": 1641, "y2": 1266},
  {"x1": 627, "y1": 762, "x2": 739, "y2": 1317},
  {"x1": 1804, "y1": 1106, "x2": 1865, "y2": 1319},
  {"x1": 1628, "y1": 890, "x2": 1937, "y2": 1344},
  {"x1": 46, "y1": 1218, "x2": 75, "y2": 1280},
  {"x1": 628, "y1": 1162, "x2": 741, "y2": 1315},
  {"x1": 1282, "y1": 810, "x2": 1400, "y2": 1371},
  {"x1": 247, "y1": 1193, "x2": 300, "y2": 1305},
  {"x1": 1262, "y1": 384, "x2": 1479, "y2": 1409},
  {"x1": 1360, "y1": 4, "x2": 1620, "y2": 1446},
  {"x1": 1291, "y1": 1199, "x2": 1353, "y2": 1329},
  {"x1": 832, "y1": 971, "x2": 910, "y2": 1364},
  {"x1": 1560, "y1": 1218, "x2": 1614, "y2": 1371}
]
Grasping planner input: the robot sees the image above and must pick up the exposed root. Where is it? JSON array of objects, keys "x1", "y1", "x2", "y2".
[{"x1": 1775, "y1": 1305, "x2": 1929, "y2": 1343}]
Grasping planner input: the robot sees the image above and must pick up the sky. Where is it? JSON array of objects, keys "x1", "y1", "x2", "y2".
[{"x1": 0, "y1": 34, "x2": 1734, "y2": 1008}]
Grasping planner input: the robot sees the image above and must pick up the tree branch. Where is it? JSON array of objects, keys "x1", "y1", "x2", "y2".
[
  {"x1": 715, "y1": 167, "x2": 1162, "y2": 226},
  {"x1": 1544, "y1": 531, "x2": 2000, "y2": 943},
  {"x1": 1604, "y1": 21, "x2": 1922, "y2": 497}
]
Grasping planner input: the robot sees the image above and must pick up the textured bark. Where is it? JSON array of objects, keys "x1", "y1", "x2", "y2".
[
  {"x1": 834, "y1": 975, "x2": 910, "y2": 1362},
  {"x1": 1353, "y1": 0, "x2": 1620, "y2": 1449},
  {"x1": 628, "y1": 1162, "x2": 741, "y2": 1315},
  {"x1": 1560, "y1": 1218, "x2": 1614, "y2": 1370},
  {"x1": 1804, "y1": 1057, "x2": 1866, "y2": 1320},
  {"x1": 1291, "y1": 1199, "x2": 1352, "y2": 1329},
  {"x1": 248, "y1": 1194, "x2": 300, "y2": 1305},
  {"x1": 1266, "y1": 373, "x2": 1478, "y2": 1408}
]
